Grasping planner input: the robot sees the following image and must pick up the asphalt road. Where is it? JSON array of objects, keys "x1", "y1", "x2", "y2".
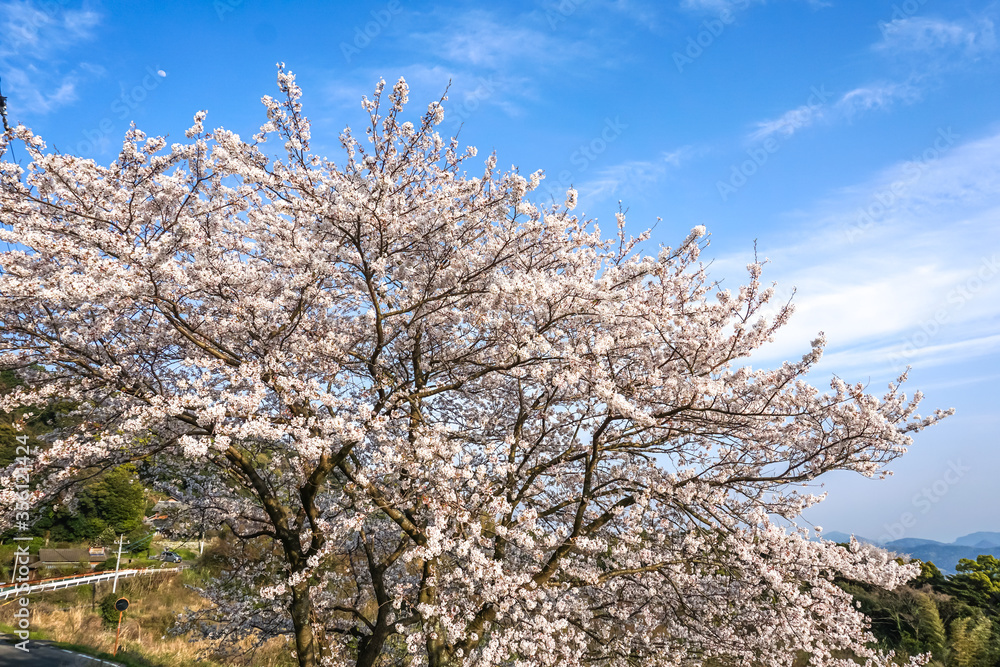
[{"x1": 0, "y1": 637, "x2": 123, "y2": 666}]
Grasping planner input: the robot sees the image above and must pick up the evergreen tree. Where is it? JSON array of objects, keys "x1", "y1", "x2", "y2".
[
  {"x1": 31, "y1": 465, "x2": 147, "y2": 542},
  {"x1": 948, "y1": 613, "x2": 995, "y2": 667},
  {"x1": 915, "y1": 592, "x2": 946, "y2": 660}
]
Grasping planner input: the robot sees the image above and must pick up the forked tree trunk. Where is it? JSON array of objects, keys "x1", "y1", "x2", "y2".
[{"x1": 356, "y1": 625, "x2": 392, "y2": 667}]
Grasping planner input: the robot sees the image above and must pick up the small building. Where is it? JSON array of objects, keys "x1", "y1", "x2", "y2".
[{"x1": 33, "y1": 547, "x2": 108, "y2": 571}]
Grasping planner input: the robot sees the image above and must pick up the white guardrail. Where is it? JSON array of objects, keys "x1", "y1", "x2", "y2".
[{"x1": 0, "y1": 567, "x2": 182, "y2": 601}]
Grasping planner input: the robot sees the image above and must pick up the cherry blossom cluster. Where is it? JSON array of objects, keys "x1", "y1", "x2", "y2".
[{"x1": 0, "y1": 66, "x2": 950, "y2": 667}]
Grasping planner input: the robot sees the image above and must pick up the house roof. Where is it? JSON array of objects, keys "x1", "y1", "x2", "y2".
[{"x1": 38, "y1": 548, "x2": 108, "y2": 563}]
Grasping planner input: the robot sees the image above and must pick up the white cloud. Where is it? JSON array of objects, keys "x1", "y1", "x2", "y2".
[
  {"x1": 0, "y1": 3, "x2": 97, "y2": 58},
  {"x1": 876, "y1": 16, "x2": 997, "y2": 57},
  {"x1": 748, "y1": 104, "x2": 824, "y2": 141},
  {"x1": 747, "y1": 15, "x2": 997, "y2": 143},
  {"x1": 712, "y1": 130, "x2": 1000, "y2": 381},
  {"x1": 322, "y1": 9, "x2": 590, "y2": 126},
  {"x1": 748, "y1": 80, "x2": 923, "y2": 142},
  {"x1": 662, "y1": 146, "x2": 693, "y2": 166},
  {"x1": 0, "y1": 1, "x2": 101, "y2": 115},
  {"x1": 578, "y1": 159, "x2": 668, "y2": 200},
  {"x1": 321, "y1": 63, "x2": 532, "y2": 128},
  {"x1": 416, "y1": 10, "x2": 568, "y2": 70},
  {"x1": 604, "y1": 0, "x2": 662, "y2": 28},
  {"x1": 679, "y1": 0, "x2": 761, "y2": 10},
  {"x1": 835, "y1": 81, "x2": 922, "y2": 116},
  {"x1": 679, "y1": 0, "x2": 828, "y2": 11},
  {"x1": 0, "y1": 66, "x2": 78, "y2": 114},
  {"x1": 577, "y1": 147, "x2": 697, "y2": 200},
  {"x1": 915, "y1": 371, "x2": 1000, "y2": 392}
]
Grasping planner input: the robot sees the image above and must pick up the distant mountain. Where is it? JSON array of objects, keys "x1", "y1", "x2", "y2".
[
  {"x1": 885, "y1": 544, "x2": 1000, "y2": 574},
  {"x1": 822, "y1": 531, "x2": 873, "y2": 544},
  {"x1": 885, "y1": 538, "x2": 946, "y2": 550},
  {"x1": 821, "y1": 531, "x2": 1000, "y2": 573},
  {"x1": 952, "y1": 531, "x2": 1000, "y2": 548}
]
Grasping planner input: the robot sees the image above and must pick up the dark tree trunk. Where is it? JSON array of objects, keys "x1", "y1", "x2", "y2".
[
  {"x1": 356, "y1": 625, "x2": 392, "y2": 667},
  {"x1": 290, "y1": 583, "x2": 319, "y2": 667}
]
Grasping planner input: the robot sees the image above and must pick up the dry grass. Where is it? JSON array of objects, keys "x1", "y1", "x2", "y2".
[{"x1": 0, "y1": 570, "x2": 296, "y2": 667}]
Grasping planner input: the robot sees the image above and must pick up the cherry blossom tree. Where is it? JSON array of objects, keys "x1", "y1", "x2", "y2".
[{"x1": 0, "y1": 67, "x2": 951, "y2": 667}]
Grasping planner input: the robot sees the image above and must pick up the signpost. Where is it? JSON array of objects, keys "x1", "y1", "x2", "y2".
[{"x1": 113, "y1": 597, "x2": 129, "y2": 656}]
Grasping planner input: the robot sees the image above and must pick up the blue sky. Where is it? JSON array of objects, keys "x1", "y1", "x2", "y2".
[{"x1": 1, "y1": 0, "x2": 998, "y2": 543}]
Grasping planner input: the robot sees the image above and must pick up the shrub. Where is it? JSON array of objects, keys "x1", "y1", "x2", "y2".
[{"x1": 98, "y1": 592, "x2": 124, "y2": 627}]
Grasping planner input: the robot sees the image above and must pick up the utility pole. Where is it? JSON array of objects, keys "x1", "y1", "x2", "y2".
[
  {"x1": 198, "y1": 509, "x2": 206, "y2": 556},
  {"x1": 112, "y1": 534, "x2": 124, "y2": 593},
  {"x1": 0, "y1": 76, "x2": 9, "y2": 132}
]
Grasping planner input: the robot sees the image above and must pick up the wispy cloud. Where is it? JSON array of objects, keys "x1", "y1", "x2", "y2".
[
  {"x1": 680, "y1": 0, "x2": 828, "y2": 11},
  {"x1": 578, "y1": 146, "x2": 697, "y2": 200},
  {"x1": 0, "y1": 0, "x2": 101, "y2": 115},
  {"x1": 414, "y1": 9, "x2": 578, "y2": 70},
  {"x1": 433, "y1": 14, "x2": 546, "y2": 67},
  {"x1": 746, "y1": 14, "x2": 997, "y2": 143},
  {"x1": 0, "y1": 2, "x2": 99, "y2": 58},
  {"x1": 748, "y1": 104, "x2": 824, "y2": 141},
  {"x1": 0, "y1": 68, "x2": 79, "y2": 113},
  {"x1": 748, "y1": 80, "x2": 923, "y2": 142},
  {"x1": 604, "y1": 0, "x2": 663, "y2": 28},
  {"x1": 320, "y1": 62, "x2": 533, "y2": 132},
  {"x1": 876, "y1": 16, "x2": 997, "y2": 58},
  {"x1": 679, "y1": 0, "x2": 762, "y2": 10},
  {"x1": 835, "y1": 81, "x2": 922, "y2": 116},
  {"x1": 713, "y1": 130, "x2": 1000, "y2": 380},
  {"x1": 323, "y1": 8, "x2": 598, "y2": 125}
]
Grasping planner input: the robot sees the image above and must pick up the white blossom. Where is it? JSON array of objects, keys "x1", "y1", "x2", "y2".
[{"x1": 0, "y1": 66, "x2": 952, "y2": 667}]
